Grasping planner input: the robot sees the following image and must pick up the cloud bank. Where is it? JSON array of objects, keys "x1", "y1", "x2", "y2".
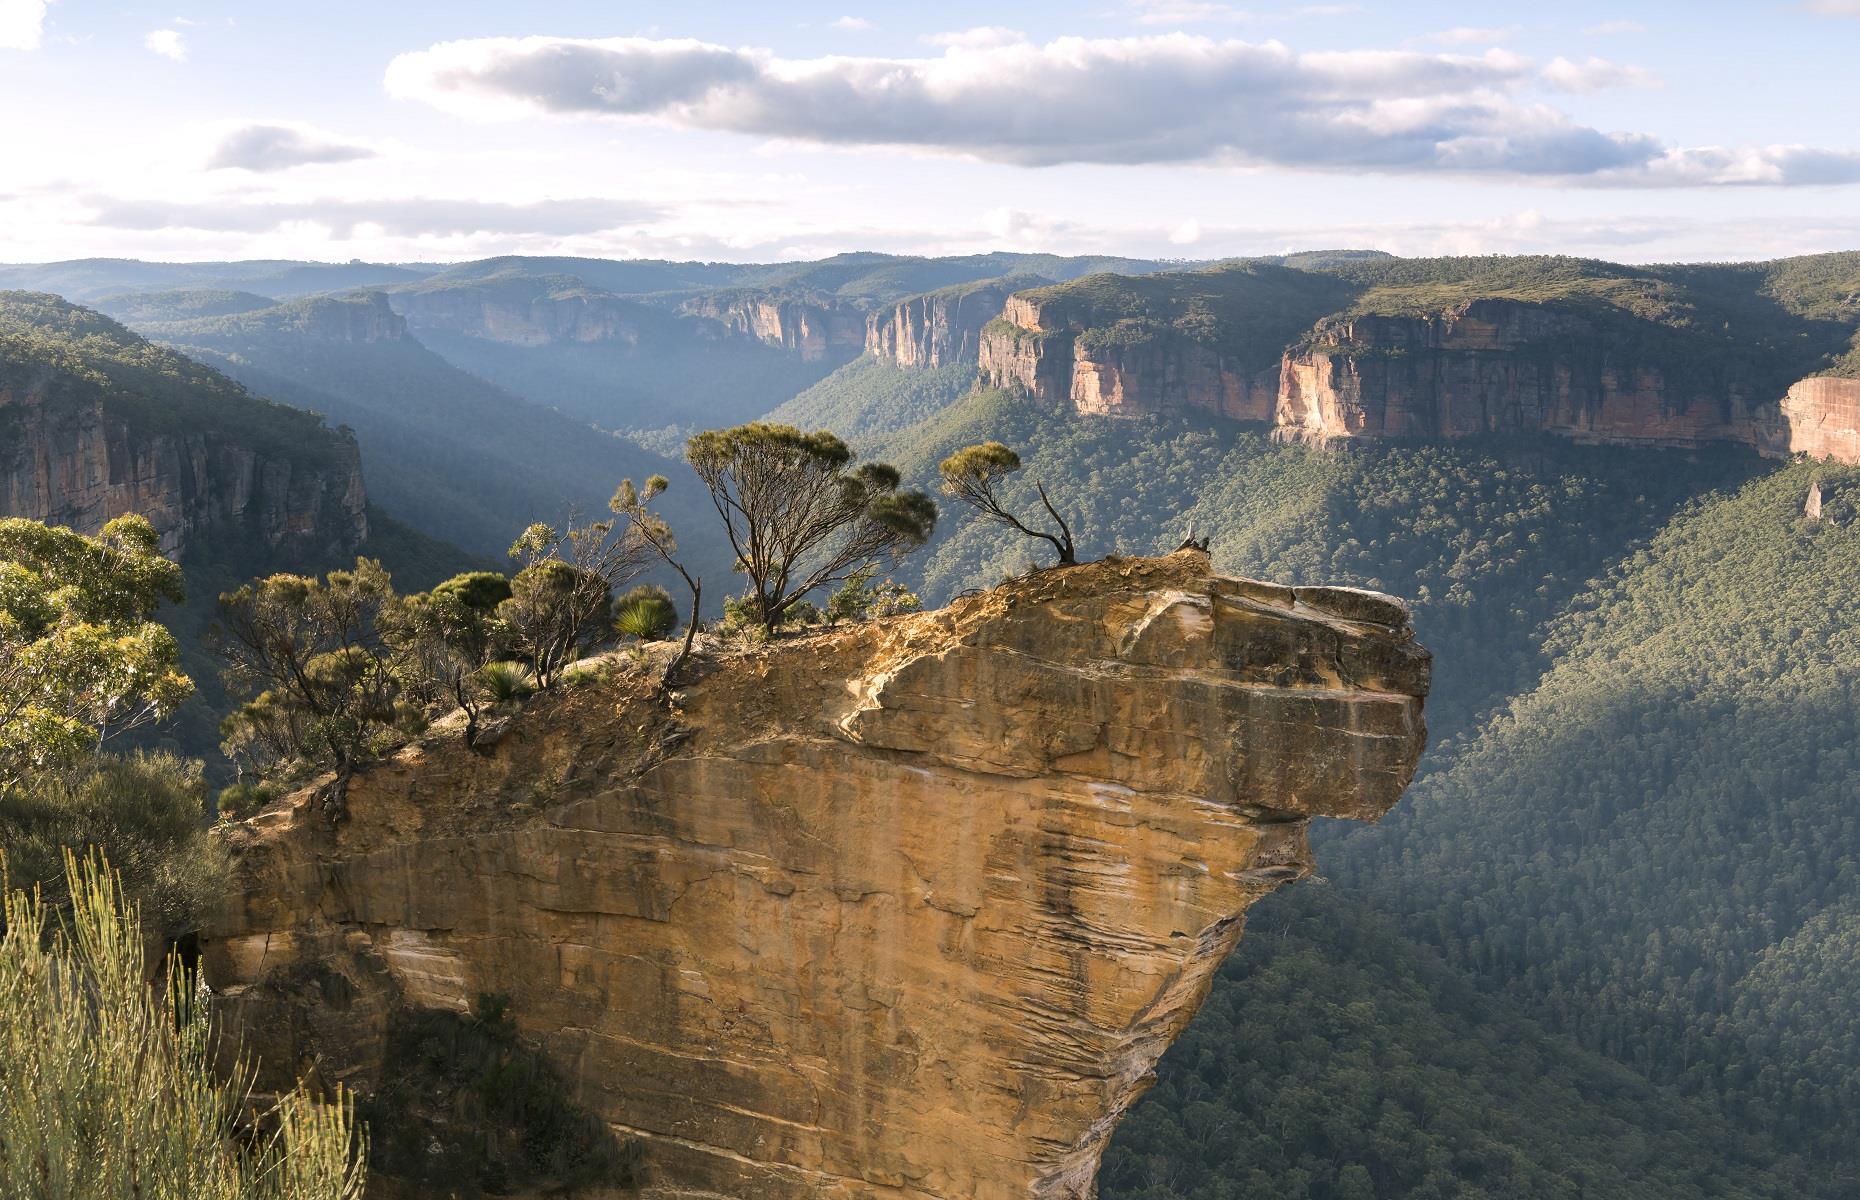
[
  {"x1": 384, "y1": 33, "x2": 1860, "y2": 186},
  {"x1": 0, "y1": 0, "x2": 48, "y2": 50},
  {"x1": 208, "y1": 124, "x2": 378, "y2": 172}
]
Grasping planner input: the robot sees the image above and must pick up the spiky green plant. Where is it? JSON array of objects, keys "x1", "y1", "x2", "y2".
[
  {"x1": 0, "y1": 851, "x2": 367, "y2": 1199},
  {"x1": 613, "y1": 585, "x2": 678, "y2": 643},
  {"x1": 475, "y1": 660, "x2": 537, "y2": 703}
]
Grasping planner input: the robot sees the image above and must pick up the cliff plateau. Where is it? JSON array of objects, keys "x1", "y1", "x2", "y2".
[{"x1": 203, "y1": 551, "x2": 1430, "y2": 1200}]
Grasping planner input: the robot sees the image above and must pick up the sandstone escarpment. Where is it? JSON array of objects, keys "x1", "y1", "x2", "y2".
[
  {"x1": 1274, "y1": 299, "x2": 1776, "y2": 448},
  {"x1": 203, "y1": 552, "x2": 1429, "y2": 1200},
  {"x1": 1770, "y1": 376, "x2": 1860, "y2": 463},
  {"x1": 979, "y1": 297, "x2": 1279, "y2": 422},
  {"x1": 390, "y1": 280, "x2": 647, "y2": 347},
  {"x1": 687, "y1": 292, "x2": 865, "y2": 361},
  {"x1": 0, "y1": 353, "x2": 366, "y2": 554},
  {"x1": 867, "y1": 277, "x2": 1046, "y2": 368}
]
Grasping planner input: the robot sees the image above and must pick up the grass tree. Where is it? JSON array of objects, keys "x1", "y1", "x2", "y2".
[
  {"x1": 684, "y1": 423, "x2": 936, "y2": 634},
  {"x1": 938, "y1": 442, "x2": 1077, "y2": 566}
]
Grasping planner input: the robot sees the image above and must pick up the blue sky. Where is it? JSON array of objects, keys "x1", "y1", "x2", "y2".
[{"x1": 2, "y1": 1, "x2": 1857, "y2": 263}]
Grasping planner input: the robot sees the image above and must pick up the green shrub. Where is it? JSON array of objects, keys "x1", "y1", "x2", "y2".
[
  {"x1": 216, "y1": 780, "x2": 279, "y2": 821},
  {"x1": 0, "y1": 752, "x2": 221, "y2": 940},
  {"x1": 475, "y1": 660, "x2": 537, "y2": 703},
  {"x1": 0, "y1": 852, "x2": 367, "y2": 1200},
  {"x1": 613, "y1": 584, "x2": 678, "y2": 642}
]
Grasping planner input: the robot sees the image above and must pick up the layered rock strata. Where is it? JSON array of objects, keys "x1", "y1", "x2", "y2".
[
  {"x1": 0, "y1": 377, "x2": 367, "y2": 556},
  {"x1": 977, "y1": 293, "x2": 1860, "y2": 462},
  {"x1": 686, "y1": 293, "x2": 864, "y2": 361},
  {"x1": 866, "y1": 277, "x2": 1046, "y2": 369},
  {"x1": 203, "y1": 551, "x2": 1430, "y2": 1200}
]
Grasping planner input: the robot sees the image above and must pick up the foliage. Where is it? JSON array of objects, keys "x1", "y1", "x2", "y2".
[
  {"x1": 1100, "y1": 887, "x2": 1806, "y2": 1200},
  {"x1": 0, "y1": 752, "x2": 221, "y2": 939},
  {"x1": 825, "y1": 565, "x2": 922, "y2": 623},
  {"x1": 216, "y1": 780, "x2": 279, "y2": 822},
  {"x1": 0, "y1": 852, "x2": 367, "y2": 1200},
  {"x1": 767, "y1": 357, "x2": 978, "y2": 442},
  {"x1": 380, "y1": 571, "x2": 512, "y2": 748},
  {"x1": 614, "y1": 584, "x2": 678, "y2": 641},
  {"x1": 360, "y1": 993, "x2": 638, "y2": 1198},
  {"x1": 474, "y1": 661, "x2": 536, "y2": 704},
  {"x1": 685, "y1": 422, "x2": 935, "y2": 632},
  {"x1": 939, "y1": 440, "x2": 1077, "y2": 565},
  {"x1": 500, "y1": 517, "x2": 648, "y2": 686},
  {"x1": 610, "y1": 474, "x2": 703, "y2": 670},
  {"x1": 1325, "y1": 463, "x2": 1860, "y2": 1169},
  {"x1": 0, "y1": 514, "x2": 192, "y2": 788},
  {"x1": 213, "y1": 559, "x2": 406, "y2": 779}
]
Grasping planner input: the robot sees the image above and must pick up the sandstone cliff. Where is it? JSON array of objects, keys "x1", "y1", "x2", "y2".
[
  {"x1": 0, "y1": 293, "x2": 368, "y2": 556},
  {"x1": 978, "y1": 294, "x2": 1299, "y2": 423},
  {"x1": 390, "y1": 277, "x2": 649, "y2": 347},
  {"x1": 866, "y1": 276, "x2": 1047, "y2": 369},
  {"x1": 203, "y1": 551, "x2": 1430, "y2": 1200},
  {"x1": 686, "y1": 292, "x2": 865, "y2": 361},
  {"x1": 976, "y1": 289, "x2": 1860, "y2": 463},
  {"x1": 1769, "y1": 375, "x2": 1860, "y2": 463}
]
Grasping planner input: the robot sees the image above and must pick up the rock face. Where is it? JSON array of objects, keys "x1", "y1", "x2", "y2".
[
  {"x1": 0, "y1": 343, "x2": 368, "y2": 557},
  {"x1": 203, "y1": 552, "x2": 1429, "y2": 1200},
  {"x1": 687, "y1": 293, "x2": 865, "y2": 361},
  {"x1": 390, "y1": 280, "x2": 648, "y2": 347},
  {"x1": 978, "y1": 297, "x2": 1285, "y2": 423},
  {"x1": 866, "y1": 277, "x2": 1045, "y2": 369},
  {"x1": 977, "y1": 292, "x2": 1860, "y2": 463},
  {"x1": 1770, "y1": 376, "x2": 1860, "y2": 463},
  {"x1": 1273, "y1": 300, "x2": 1772, "y2": 447}
]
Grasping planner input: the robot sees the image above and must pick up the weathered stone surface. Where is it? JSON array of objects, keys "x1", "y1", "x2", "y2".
[
  {"x1": 975, "y1": 291, "x2": 1860, "y2": 463},
  {"x1": 1771, "y1": 376, "x2": 1860, "y2": 463},
  {"x1": 391, "y1": 282, "x2": 648, "y2": 347},
  {"x1": 686, "y1": 293, "x2": 865, "y2": 361},
  {"x1": 0, "y1": 378, "x2": 367, "y2": 556},
  {"x1": 204, "y1": 552, "x2": 1427, "y2": 1200},
  {"x1": 867, "y1": 277, "x2": 1045, "y2": 369}
]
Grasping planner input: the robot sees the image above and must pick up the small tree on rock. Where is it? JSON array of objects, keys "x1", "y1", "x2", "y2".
[
  {"x1": 685, "y1": 423, "x2": 935, "y2": 634},
  {"x1": 938, "y1": 442, "x2": 1076, "y2": 566},
  {"x1": 499, "y1": 516, "x2": 650, "y2": 687}
]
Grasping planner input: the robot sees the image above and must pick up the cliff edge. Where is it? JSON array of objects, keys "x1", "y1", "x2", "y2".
[{"x1": 203, "y1": 551, "x2": 1430, "y2": 1199}]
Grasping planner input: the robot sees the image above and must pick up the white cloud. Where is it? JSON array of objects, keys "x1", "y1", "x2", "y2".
[
  {"x1": 1169, "y1": 218, "x2": 1203, "y2": 245},
  {"x1": 0, "y1": 0, "x2": 49, "y2": 50},
  {"x1": 144, "y1": 28, "x2": 186, "y2": 60},
  {"x1": 206, "y1": 124, "x2": 378, "y2": 172},
  {"x1": 383, "y1": 33, "x2": 1860, "y2": 186},
  {"x1": 830, "y1": 16, "x2": 872, "y2": 31},
  {"x1": 1805, "y1": 0, "x2": 1860, "y2": 14},
  {"x1": 1411, "y1": 26, "x2": 1514, "y2": 46},
  {"x1": 1541, "y1": 56, "x2": 1661, "y2": 93},
  {"x1": 1127, "y1": 0, "x2": 1252, "y2": 24},
  {"x1": 1585, "y1": 20, "x2": 1647, "y2": 35}
]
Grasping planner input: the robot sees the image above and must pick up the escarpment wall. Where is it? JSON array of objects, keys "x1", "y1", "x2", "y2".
[
  {"x1": 686, "y1": 293, "x2": 865, "y2": 361},
  {"x1": 0, "y1": 377, "x2": 367, "y2": 556},
  {"x1": 203, "y1": 552, "x2": 1429, "y2": 1200},
  {"x1": 867, "y1": 279, "x2": 1045, "y2": 369},
  {"x1": 974, "y1": 292, "x2": 1860, "y2": 462}
]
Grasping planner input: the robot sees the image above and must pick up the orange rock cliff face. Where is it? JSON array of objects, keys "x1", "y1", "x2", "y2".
[
  {"x1": 0, "y1": 378, "x2": 367, "y2": 556},
  {"x1": 202, "y1": 552, "x2": 1430, "y2": 1200},
  {"x1": 866, "y1": 278, "x2": 1047, "y2": 369},
  {"x1": 975, "y1": 293, "x2": 1860, "y2": 463}
]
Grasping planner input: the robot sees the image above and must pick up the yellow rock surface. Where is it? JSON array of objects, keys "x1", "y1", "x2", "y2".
[{"x1": 203, "y1": 551, "x2": 1429, "y2": 1199}]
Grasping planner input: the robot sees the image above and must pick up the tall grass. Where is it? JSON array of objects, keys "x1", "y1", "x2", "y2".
[{"x1": 0, "y1": 851, "x2": 367, "y2": 1199}]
